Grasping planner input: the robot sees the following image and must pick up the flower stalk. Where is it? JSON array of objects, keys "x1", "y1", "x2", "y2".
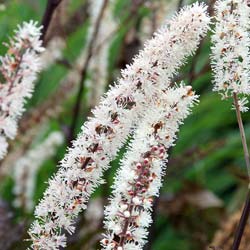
[{"x1": 233, "y1": 93, "x2": 250, "y2": 180}]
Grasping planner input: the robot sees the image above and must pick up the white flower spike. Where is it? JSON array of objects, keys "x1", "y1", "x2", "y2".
[
  {"x1": 211, "y1": 0, "x2": 250, "y2": 111},
  {"x1": 13, "y1": 131, "x2": 64, "y2": 211},
  {"x1": 0, "y1": 21, "x2": 44, "y2": 159},
  {"x1": 28, "y1": 3, "x2": 209, "y2": 249},
  {"x1": 101, "y1": 85, "x2": 198, "y2": 250}
]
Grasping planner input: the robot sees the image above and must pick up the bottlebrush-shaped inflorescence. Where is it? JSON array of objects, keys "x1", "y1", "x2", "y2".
[
  {"x1": 211, "y1": 0, "x2": 250, "y2": 111},
  {"x1": 101, "y1": 85, "x2": 198, "y2": 250},
  {"x1": 0, "y1": 21, "x2": 44, "y2": 159},
  {"x1": 28, "y1": 3, "x2": 210, "y2": 249}
]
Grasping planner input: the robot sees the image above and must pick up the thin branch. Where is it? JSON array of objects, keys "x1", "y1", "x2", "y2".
[
  {"x1": 40, "y1": 0, "x2": 63, "y2": 42},
  {"x1": 67, "y1": 0, "x2": 109, "y2": 145},
  {"x1": 92, "y1": 0, "x2": 146, "y2": 57},
  {"x1": 232, "y1": 189, "x2": 250, "y2": 250},
  {"x1": 231, "y1": 93, "x2": 250, "y2": 250},
  {"x1": 56, "y1": 58, "x2": 73, "y2": 69},
  {"x1": 233, "y1": 93, "x2": 250, "y2": 180},
  {"x1": 67, "y1": 0, "x2": 147, "y2": 145},
  {"x1": 63, "y1": 1, "x2": 89, "y2": 37}
]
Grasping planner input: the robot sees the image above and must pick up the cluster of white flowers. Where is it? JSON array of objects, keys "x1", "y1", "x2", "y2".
[
  {"x1": 101, "y1": 85, "x2": 198, "y2": 250},
  {"x1": 0, "y1": 21, "x2": 44, "y2": 159},
  {"x1": 211, "y1": 0, "x2": 250, "y2": 111},
  {"x1": 13, "y1": 131, "x2": 64, "y2": 211},
  {"x1": 28, "y1": 3, "x2": 209, "y2": 249}
]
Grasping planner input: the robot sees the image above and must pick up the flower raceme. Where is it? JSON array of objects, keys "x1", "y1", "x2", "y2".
[
  {"x1": 13, "y1": 131, "x2": 64, "y2": 211},
  {"x1": 28, "y1": 3, "x2": 210, "y2": 249},
  {"x1": 0, "y1": 21, "x2": 44, "y2": 159},
  {"x1": 211, "y1": 0, "x2": 250, "y2": 111},
  {"x1": 101, "y1": 85, "x2": 198, "y2": 250}
]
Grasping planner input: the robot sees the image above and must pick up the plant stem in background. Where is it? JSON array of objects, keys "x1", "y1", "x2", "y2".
[
  {"x1": 40, "y1": 0, "x2": 63, "y2": 42},
  {"x1": 232, "y1": 189, "x2": 250, "y2": 250},
  {"x1": 232, "y1": 93, "x2": 250, "y2": 250},
  {"x1": 233, "y1": 93, "x2": 250, "y2": 180},
  {"x1": 67, "y1": 0, "x2": 109, "y2": 145},
  {"x1": 67, "y1": 0, "x2": 148, "y2": 145}
]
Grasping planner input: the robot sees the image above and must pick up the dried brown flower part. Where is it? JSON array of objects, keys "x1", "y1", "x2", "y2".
[{"x1": 210, "y1": 208, "x2": 250, "y2": 250}]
